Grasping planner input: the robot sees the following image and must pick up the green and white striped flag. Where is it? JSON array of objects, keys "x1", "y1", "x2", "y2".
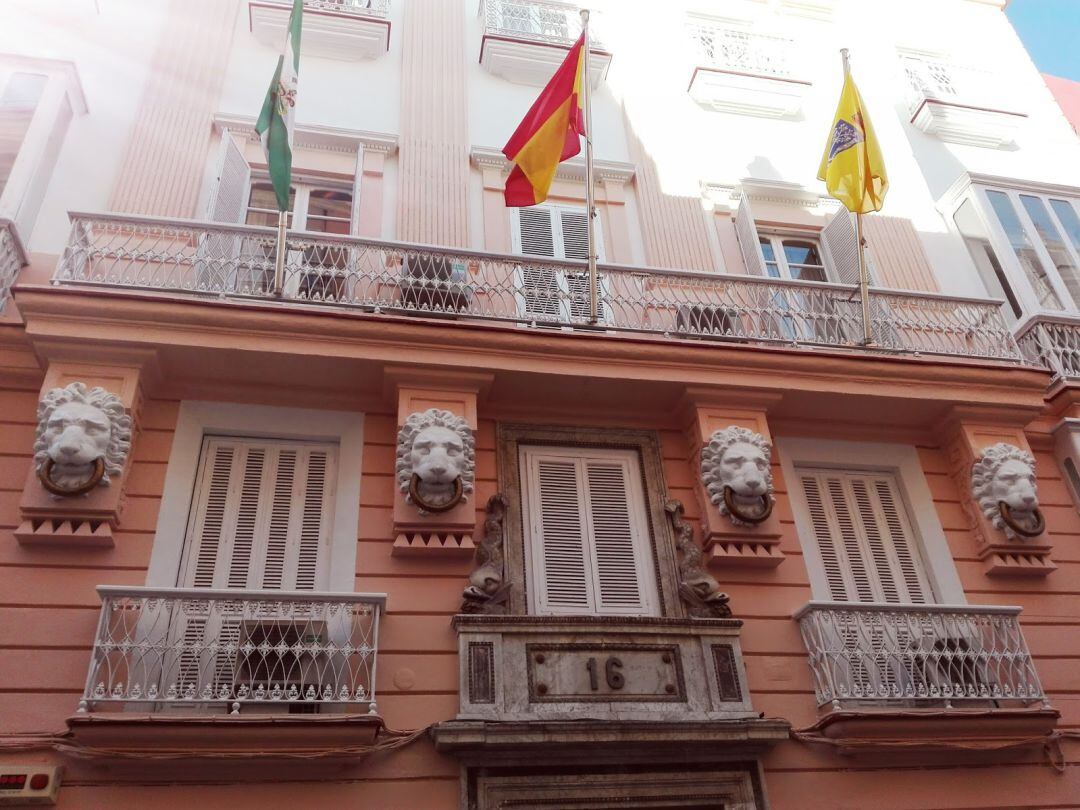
[{"x1": 255, "y1": 0, "x2": 303, "y2": 213}]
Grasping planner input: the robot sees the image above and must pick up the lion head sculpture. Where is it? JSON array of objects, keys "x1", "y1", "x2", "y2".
[
  {"x1": 701, "y1": 426, "x2": 774, "y2": 527},
  {"x1": 971, "y1": 443, "x2": 1044, "y2": 539},
  {"x1": 395, "y1": 409, "x2": 475, "y2": 514},
  {"x1": 33, "y1": 382, "x2": 131, "y2": 497}
]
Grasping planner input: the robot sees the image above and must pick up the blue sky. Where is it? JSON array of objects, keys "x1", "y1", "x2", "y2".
[{"x1": 1005, "y1": 0, "x2": 1080, "y2": 81}]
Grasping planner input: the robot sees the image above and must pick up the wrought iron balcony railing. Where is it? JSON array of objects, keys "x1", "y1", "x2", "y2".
[
  {"x1": 1015, "y1": 314, "x2": 1080, "y2": 380},
  {"x1": 77, "y1": 586, "x2": 384, "y2": 715},
  {"x1": 0, "y1": 218, "x2": 27, "y2": 314},
  {"x1": 52, "y1": 211, "x2": 1022, "y2": 363},
  {"x1": 796, "y1": 602, "x2": 1047, "y2": 710},
  {"x1": 901, "y1": 55, "x2": 1015, "y2": 116},
  {"x1": 482, "y1": 0, "x2": 589, "y2": 47},
  {"x1": 278, "y1": 0, "x2": 390, "y2": 18},
  {"x1": 688, "y1": 22, "x2": 799, "y2": 80}
]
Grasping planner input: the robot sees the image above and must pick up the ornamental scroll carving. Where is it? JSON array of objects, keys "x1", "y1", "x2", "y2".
[
  {"x1": 665, "y1": 499, "x2": 731, "y2": 618},
  {"x1": 971, "y1": 443, "x2": 1045, "y2": 540},
  {"x1": 700, "y1": 426, "x2": 775, "y2": 527},
  {"x1": 395, "y1": 408, "x2": 475, "y2": 514},
  {"x1": 461, "y1": 494, "x2": 511, "y2": 614},
  {"x1": 33, "y1": 382, "x2": 131, "y2": 497}
]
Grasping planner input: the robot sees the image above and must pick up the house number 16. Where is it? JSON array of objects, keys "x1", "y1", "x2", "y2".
[{"x1": 585, "y1": 656, "x2": 625, "y2": 690}]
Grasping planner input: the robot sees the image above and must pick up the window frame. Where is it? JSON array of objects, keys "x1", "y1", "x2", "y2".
[
  {"x1": 757, "y1": 229, "x2": 830, "y2": 283},
  {"x1": 946, "y1": 181, "x2": 1080, "y2": 321},
  {"x1": 145, "y1": 401, "x2": 365, "y2": 592},
  {"x1": 777, "y1": 436, "x2": 966, "y2": 606},
  {"x1": 496, "y1": 424, "x2": 680, "y2": 618},
  {"x1": 245, "y1": 174, "x2": 354, "y2": 234}
]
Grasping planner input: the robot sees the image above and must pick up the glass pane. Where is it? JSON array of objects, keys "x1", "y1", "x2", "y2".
[
  {"x1": 782, "y1": 239, "x2": 827, "y2": 282},
  {"x1": 759, "y1": 238, "x2": 781, "y2": 278},
  {"x1": 245, "y1": 182, "x2": 294, "y2": 227},
  {"x1": 954, "y1": 199, "x2": 1021, "y2": 320},
  {"x1": 1021, "y1": 194, "x2": 1080, "y2": 307},
  {"x1": 1050, "y1": 199, "x2": 1080, "y2": 253},
  {"x1": 986, "y1": 190, "x2": 1062, "y2": 310},
  {"x1": 0, "y1": 73, "x2": 47, "y2": 195},
  {"x1": 305, "y1": 189, "x2": 352, "y2": 234}
]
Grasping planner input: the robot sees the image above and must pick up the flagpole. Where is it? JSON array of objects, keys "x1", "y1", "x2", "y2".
[
  {"x1": 273, "y1": 209, "x2": 287, "y2": 297},
  {"x1": 580, "y1": 9, "x2": 599, "y2": 325},
  {"x1": 841, "y1": 48, "x2": 873, "y2": 345}
]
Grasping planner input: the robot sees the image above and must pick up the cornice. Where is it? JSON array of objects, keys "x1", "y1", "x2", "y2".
[
  {"x1": 470, "y1": 146, "x2": 635, "y2": 184},
  {"x1": 213, "y1": 113, "x2": 398, "y2": 156},
  {"x1": 703, "y1": 178, "x2": 841, "y2": 212}
]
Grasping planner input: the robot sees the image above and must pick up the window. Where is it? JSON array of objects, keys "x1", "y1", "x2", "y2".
[
  {"x1": 759, "y1": 233, "x2": 827, "y2": 282},
  {"x1": 519, "y1": 445, "x2": 658, "y2": 616},
  {"x1": 0, "y1": 59, "x2": 83, "y2": 239},
  {"x1": 512, "y1": 204, "x2": 608, "y2": 323},
  {"x1": 953, "y1": 182, "x2": 1080, "y2": 317},
  {"x1": 797, "y1": 467, "x2": 933, "y2": 604}
]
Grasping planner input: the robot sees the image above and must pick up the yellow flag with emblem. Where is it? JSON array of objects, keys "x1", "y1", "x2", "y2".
[{"x1": 818, "y1": 70, "x2": 888, "y2": 214}]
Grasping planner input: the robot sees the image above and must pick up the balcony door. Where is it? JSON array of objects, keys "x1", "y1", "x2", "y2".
[{"x1": 168, "y1": 437, "x2": 338, "y2": 702}]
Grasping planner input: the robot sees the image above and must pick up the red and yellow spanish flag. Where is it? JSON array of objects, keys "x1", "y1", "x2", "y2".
[{"x1": 502, "y1": 34, "x2": 586, "y2": 207}]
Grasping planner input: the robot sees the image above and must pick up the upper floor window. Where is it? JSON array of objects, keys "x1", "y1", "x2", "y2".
[
  {"x1": 950, "y1": 182, "x2": 1080, "y2": 320},
  {"x1": 759, "y1": 233, "x2": 827, "y2": 282},
  {"x1": 519, "y1": 445, "x2": 659, "y2": 616},
  {"x1": 0, "y1": 58, "x2": 85, "y2": 241},
  {"x1": 245, "y1": 179, "x2": 352, "y2": 234}
]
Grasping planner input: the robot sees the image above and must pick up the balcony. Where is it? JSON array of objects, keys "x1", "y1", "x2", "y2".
[
  {"x1": 67, "y1": 586, "x2": 385, "y2": 755},
  {"x1": 479, "y1": 0, "x2": 611, "y2": 87},
  {"x1": 249, "y1": 0, "x2": 390, "y2": 60},
  {"x1": 0, "y1": 218, "x2": 27, "y2": 313},
  {"x1": 901, "y1": 55, "x2": 1027, "y2": 149},
  {"x1": 795, "y1": 602, "x2": 1057, "y2": 752},
  {"x1": 1015, "y1": 314, "x2": 1080, "y2": 381},
  {"x1": 687, "y1": 21, "x2": 810, "y2": 119},
  {"x1": 52, "y1": 212, "x2": 1024, "y2": 366}
]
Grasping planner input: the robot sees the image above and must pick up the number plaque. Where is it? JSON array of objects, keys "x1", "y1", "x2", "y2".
[{"x1": 526, "y1": 643, "x2": 684, "y2": 702}]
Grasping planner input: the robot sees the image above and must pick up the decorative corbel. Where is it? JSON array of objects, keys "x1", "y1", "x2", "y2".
[
  {"x1": 461, "y1": 494, "x2": 511, "y2": 614},
  {"x1": 665, "y1": 499, "x2": 732, "y2": 619}
]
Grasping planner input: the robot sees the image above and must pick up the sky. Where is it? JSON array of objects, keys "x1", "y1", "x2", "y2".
[{"x1": 1005, "y1": 0, "x2": 1080, "y2": 81}]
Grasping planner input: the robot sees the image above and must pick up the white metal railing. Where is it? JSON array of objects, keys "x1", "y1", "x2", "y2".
[
  {"x1": 78, "y1": 586, "x2": 385, "y2": 715},
  {"x1": 482, "y1": 0, "x2": 593, "y2": 47},
  {"x1": 0, "y1": 218, "x2": 27, "y2": 314},
  {"x1": 796, "y1": 602, "x2": 1047, "y2": 710},
  {"x1": 1015, "y1": 314, "x2": 1080, "y2": 380},
  {"x1": 901, "y1": 54, "x2": 1017, "y2": 116},
  {"x1": 277, "y1": 0, "x2": 390, "y2": 18},
  {"x1": 52, "y1": 211, "x2": 1023, "y2": 363},
  {"x1": 688, "y1": 21, "x2": 798, "y2": 80}
]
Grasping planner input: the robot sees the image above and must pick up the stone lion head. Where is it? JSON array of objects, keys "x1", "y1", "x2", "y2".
[
  {"x1": 972, "y1": 443, "x2": 1042, "y2": 539},
  {"x1": 395, "y1": 409, "x2": 475, "y2": 513},
  {"x1": 701, "y1": 426, "x2": 774, "y2": 526},
  {"x1": 34, "y1": 382, "x2": 131, "y2": 495}
]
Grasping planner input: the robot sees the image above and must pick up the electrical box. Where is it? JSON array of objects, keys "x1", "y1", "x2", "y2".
[{"x1": 0, "y1": 765, "x2": 61, "y2": 805}]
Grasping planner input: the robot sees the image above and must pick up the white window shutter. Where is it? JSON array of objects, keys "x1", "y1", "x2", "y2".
[
  {"x1": 515, "y1": 264, "x2": 567, "y2": 321},
  {"x1": 798, "y1": 468, "x2": 932, "y2": 605},
  {"x1": 822, "y1": 209, "x2": 876, "y2": 286},
  {"x1": 530, "y1": 456, "x2": 591, "y2": 613},
  {"x1": 181, "y1": 438, "x2": 337, "y2": 592},
  {"x1": 558, "y1": 206, "x2": 604, "y2": 262},
  {"x1": 521, "y1": 447, "x2": 657, "y2": 616},
  {"x1": 734, "y1": 196, "x2": 767, "y2": 276},
  {"x1": 564, "y1": 271, "x2": 610, "y2": 323},
  {"x1": 206, "y1": 129, "x2": 251, "y2": 223},
  {"x1": 584, "y1": 460, "x2": 647, "y2": 613},
  {"x1": 516, "y1": 207, "x2": 557, "y2": 257},
  {"x1": 349, "y1": 147, "x2": 364, "y2": 235}
]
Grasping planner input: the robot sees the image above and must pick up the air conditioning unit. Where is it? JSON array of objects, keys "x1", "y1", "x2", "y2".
[
  {"x1": 675, "y1": 304, "x2": 739, "y2": 338},
  {"x1": 399, "y1": 255, "x2": 472, "y2": 313}
]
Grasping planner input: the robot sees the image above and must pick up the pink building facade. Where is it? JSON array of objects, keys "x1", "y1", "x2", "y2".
[{"x1": 1, "y1": 0, "x2": 1080, "y2": 807}]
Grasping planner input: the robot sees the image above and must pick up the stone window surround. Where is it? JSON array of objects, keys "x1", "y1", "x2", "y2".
[
  {"x1": 777, "y1": 436, "x2": 966, "y2": 605},
  {"x1": 145, "y1": 401, "x2": 364, "y2": 591},
  {"x1": 496, "y1": 424, "x2": 681, "y2": 618},
  {"x1": 466, "y1": 761, "x2": 766, "y2": 810}
]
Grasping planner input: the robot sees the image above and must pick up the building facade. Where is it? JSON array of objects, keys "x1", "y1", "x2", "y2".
[{"x1": 1, "y1": 0, "x2": 1079, "y2": 807}]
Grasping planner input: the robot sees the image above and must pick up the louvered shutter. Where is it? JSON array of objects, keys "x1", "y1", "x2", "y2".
[
  {"x1": 821, "y1": 209, "x2": 876, "y2": 286},
  {"x1": 521, "y1": 447, "x2": 657, "y2": 616},
  {"x1": 734, "y1": 196, "x2": 767, "y2": 276},
  {"x1": 180, "y1": 437, "x2": 338, "y2": 591},
  {"x1": 557, "y1": 206, "x2": 604, "y2": 261},
  {"x1": 798, "y1": 468, "x2": 932, "y2": 604},
  {"x1": 516, "y1": 207, "x2": 557, "y2": 257},
  {"x1": 197, "y1": 129, "x2": 251, "y2": 291}
]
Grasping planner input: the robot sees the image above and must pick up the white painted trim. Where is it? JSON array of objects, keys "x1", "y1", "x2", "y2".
[
  {"x1": 776, "y1": 436, "x2": 966, "y2": 605},
  {"x1": 213, "y1": 112, "x2": 398, "y2": 156},
  {"x1": 470, "y1": 146, "x2": 635, "y2": 184},
  {"x1": 146, "y1": 401, "x2": 365, "y2": 593}
]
